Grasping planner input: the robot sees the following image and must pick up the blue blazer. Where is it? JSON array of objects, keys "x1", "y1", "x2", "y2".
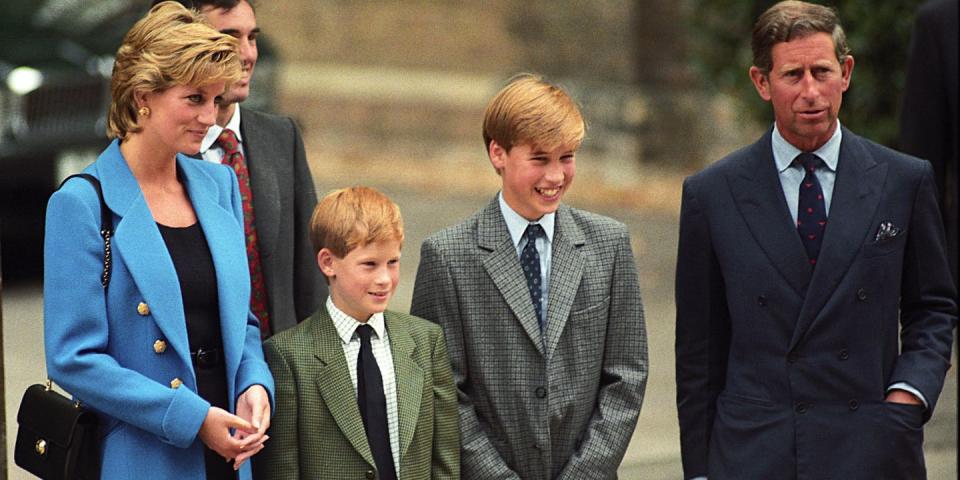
[
  {"x1": 675, "y1": 127, "x2": 957, "y2": 479},
  {"x1": 43, "y1": 139, "x2": 275, "y2": 479}
]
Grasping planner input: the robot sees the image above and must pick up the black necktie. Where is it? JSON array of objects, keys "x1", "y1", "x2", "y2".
[
  {"x1": 356, "y1": 325, "x2": 396, "y2": 480},
  {"x1": 795, "y1": 153, "x2": 827, "y2": 265},
  {"x1": 521, "y1": 224, "x2": 545, "y2": 330}
]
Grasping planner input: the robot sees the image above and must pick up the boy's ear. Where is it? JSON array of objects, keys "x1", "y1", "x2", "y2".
[
  {"x1": 317, "y1": 248, "x2": 336, "y2": 279},
  {"x1": 488, "y1": 140, "x2": 507, "y2": 173}
]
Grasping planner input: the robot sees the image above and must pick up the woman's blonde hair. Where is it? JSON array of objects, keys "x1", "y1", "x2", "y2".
[{"x1": 107, "y1": 1, "x2": 241, "y2": 139}]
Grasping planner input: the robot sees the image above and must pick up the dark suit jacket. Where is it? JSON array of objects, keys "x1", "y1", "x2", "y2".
[
  {"x1": 240, "y1": 108, "x2": 324, "y2": 334},
  {"x1": 411, "y1": 197, "x2": 648, "y2": 480},
  {"x1": 900, "y1": 0, "x2": 959, "y2": 284},
  {"x1": 253, "y1": 308, "x2": 459, "y2": 480},
  {"x1": 675, "y1": 127, "x2": 957, "y2": 479}
]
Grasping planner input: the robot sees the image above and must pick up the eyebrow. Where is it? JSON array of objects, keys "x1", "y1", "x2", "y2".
[{"x1": 220, "y1": 27, "x2": 261, "y2": 36}]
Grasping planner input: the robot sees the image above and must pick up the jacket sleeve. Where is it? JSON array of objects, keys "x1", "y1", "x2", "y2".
[
  {"x1": 44, "y1": 183, "x2": 209, "y2": 448},
  {"x1": 889, "y1": 161, "x2": 957, "y2": 418},
  {"x1": 252, "y1": 340, "x2": 300, "y2": 480},
  {"x1": 289, "y1": 117, "x2": 324, "y2": 321},
  {"x1": 675, "y1": 177, "x2": 731, "y2": 478},
  {"x1": 410, "y1": 239, "x2": 521, "y2": 480},
  {"x1": 557, "y1": 226, "x2": 648, "y2": 479},
  {"x1": 430, "y1": 325, "x2": 460, "y2": 479}
]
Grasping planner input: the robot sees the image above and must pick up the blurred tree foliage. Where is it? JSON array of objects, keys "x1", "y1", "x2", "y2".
[{"x1": 688, "y1": 0, "x2": 924, "y2": 148}]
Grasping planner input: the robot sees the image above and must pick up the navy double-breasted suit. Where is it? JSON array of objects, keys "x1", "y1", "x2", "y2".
[
  {"x1": 675, "y1": 126, "x2": 957, "y2": 479},
  {"x1": 43, "y1": 140, "x2": 275, "y2": 479}
]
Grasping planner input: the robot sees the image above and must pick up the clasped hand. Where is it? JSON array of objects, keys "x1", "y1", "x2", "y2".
[{"x1": 198, "y1": 384, "x2": 271, "y2": 470}]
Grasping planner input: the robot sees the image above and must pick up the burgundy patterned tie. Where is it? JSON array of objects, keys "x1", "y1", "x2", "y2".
[
  {"x1": 218, "y1": 128, "x2": 271, "y2": 337},
  {"x1": 795, "y1": 153, "x2": 827, "y2": 266}
]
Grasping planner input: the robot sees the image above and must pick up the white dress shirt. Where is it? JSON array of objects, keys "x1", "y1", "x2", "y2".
[
  {"x1": 199, "y1": 105, "x2": 244, "y2": 164},
  {"x1": 327, "y1": 297, "x2": 400, "y2": 477}
]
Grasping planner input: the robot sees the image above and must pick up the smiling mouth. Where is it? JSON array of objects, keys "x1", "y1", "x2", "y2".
[{"x1": 537, "y1": 186, "x2": 562, "y2": 198}]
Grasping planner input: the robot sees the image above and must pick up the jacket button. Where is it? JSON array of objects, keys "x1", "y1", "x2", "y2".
[
  {"x1": 153, "y1": 339, "x2": 167, "y2": 354},
  {"x1": 170, "y1": 378, "x2": 182, "y2": 389},
  {"x1": 786, "y1": 352, "x2": 799, "y2": 364},
  {"x1": 795, "y1": 402, "x2": 808, "y2": 414},
  {"x1": 535, "y1": 386, "x2": 547, "y2": 399},
  {"x1": 848, "y1": 399, "x2": 859, "y2": 410},
  {"x1": 839, "y1": 349, "x2": 849, "y2": 360},
  {"x1": 365, "y1": 470, "x2": 375, "y2": 479},
  {"x1": 137, "y1": 302, "x2": 150, "y2": 316},
  {"x1": 757, "y1": 295, "x2": 767, "y2": 306},
  {"x1": 856, "y1": 288, "x2": 867, "y2": 301}
]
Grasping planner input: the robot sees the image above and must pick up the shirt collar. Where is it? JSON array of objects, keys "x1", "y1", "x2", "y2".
[
  {"x1": 200, "y1": 105, "x2": 243, "y2": 153},
  {"x1": 772, "y1": 121, "x2": 842, "y2": 173},
  {"x1": 326, "y1": 296, "x2": 386, "y2": 344},
  {"x1": 497, "y1": 191, "x2": 555, "y2": 247}
]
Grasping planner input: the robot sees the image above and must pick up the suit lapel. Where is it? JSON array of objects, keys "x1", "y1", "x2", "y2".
[
  {"x1": 385, "y1": 312, "x2": 424, "y2": 463},
  {"x1": 789, "y1": 128, "x2": 886, "y2": 348},
  {"x1": 96, "y1": 141, "x2": 193, "y2": 371},
  {"x1": 311, "y1": 309, "x2": 376, "y2": 468},
  {"x1": 544, "y1": 205, "x2": 585, "y2": 358},
  {"x1": 239, "y1": 110, "x2": 281, "y2": 258},
  {"x1": 179, "y1": 155, "x2": 250, "y2": 402},
  {"x1": 478, "y1": 197, "x2": 546, "y2": 356},
  {"x1": 728, "y1": 131, "x2": 812, "y2": 295}
]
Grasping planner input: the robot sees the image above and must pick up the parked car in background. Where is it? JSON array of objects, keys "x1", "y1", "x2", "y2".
[{"x1": 0, "y1": 0, "x2": 278, "y2": 281}]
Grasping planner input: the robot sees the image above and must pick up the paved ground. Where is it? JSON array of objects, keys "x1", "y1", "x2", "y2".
[{"x1": 2, "y1": 185, "x2": 956, "y2": 478}]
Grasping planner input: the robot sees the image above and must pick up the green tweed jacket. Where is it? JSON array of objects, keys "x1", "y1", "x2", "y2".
[{"x1": 252, "y1": 308, "x2": 459, "y2": 480}]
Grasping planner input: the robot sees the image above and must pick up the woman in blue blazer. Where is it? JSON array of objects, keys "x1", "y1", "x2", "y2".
[{"x1": 43, "y1": 3, "x2": 274, "y2": 479}]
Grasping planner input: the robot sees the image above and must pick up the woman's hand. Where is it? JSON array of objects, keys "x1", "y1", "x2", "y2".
[
  {"x1": 232, "y1": 384, "x2": 272, "y2": 469},
  {"x1": 198, "y1": 407, "x2": 257, "y2": 464}
]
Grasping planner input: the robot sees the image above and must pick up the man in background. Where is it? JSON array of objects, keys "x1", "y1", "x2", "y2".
[{"x1": 155, "y1": 0, "x2": 324, "y2": 337}]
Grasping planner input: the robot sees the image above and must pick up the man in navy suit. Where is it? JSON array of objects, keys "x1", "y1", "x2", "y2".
[{"x1": 675, "y1": 1, "x2": 957, "y2": 478}]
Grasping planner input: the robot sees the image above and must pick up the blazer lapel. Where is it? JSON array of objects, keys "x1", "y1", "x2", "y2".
[
  {"x1": 311, "y1": 309, "x2": 376, "y2": 467},
  {"x1": 239, "y1": 111, "x2": 281, "y2": 258},
  {"x1": 178, "y1": 155, "x2": 250, "y2": 402},
  {"x1": 790, "y1": 128, "x2": 886, "y2": 348},
  {"x1": 386, "y1": 313, "x2": 424, "y2": 463},
  {"x1": 96, "y1": 141, "x2": 192, "y2": 371},
  {"x1": 728, "y1": 131, "x2": 812, "y2": 295},
  {"x1": 478, "y1": 197, "x2": 546, "y2": 356},
  {"x1": 543, "y1": 205, "x2": 586, "y2": 358}
]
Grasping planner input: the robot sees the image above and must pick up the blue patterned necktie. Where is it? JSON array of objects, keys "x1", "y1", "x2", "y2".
[
  {"x1": 521, "y1": 224, "x2": 545, "y2": 330},
  {"x1": 795, "y1": 153, "x2": 827, "y2": 265}
]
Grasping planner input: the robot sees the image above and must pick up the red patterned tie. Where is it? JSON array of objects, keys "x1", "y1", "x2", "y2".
[{"x1": 218, "y1": 128, "x2": 271, "y2": 338}]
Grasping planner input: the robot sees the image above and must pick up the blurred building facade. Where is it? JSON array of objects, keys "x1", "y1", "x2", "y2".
[{"x1": 256, "y1": 0, "x2": 756, "y2": 188}]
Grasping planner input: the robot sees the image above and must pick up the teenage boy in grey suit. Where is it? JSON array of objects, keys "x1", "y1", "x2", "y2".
[
  {"x1": 411, "y1": 74, "x2": 648, "y2": 479},
  {"x1": 158, "y1": 0, "x2": 323, "y2": 337}
]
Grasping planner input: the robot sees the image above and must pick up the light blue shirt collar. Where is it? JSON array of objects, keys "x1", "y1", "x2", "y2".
[
  {"x1": 497, "y1": 192, "x2": 555, "y2": 247},
  {"x1": 772, "y1": 121, "x2": 842, "y2": 173}
]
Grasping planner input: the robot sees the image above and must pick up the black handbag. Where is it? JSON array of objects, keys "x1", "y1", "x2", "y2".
[
  {"x1": 15, "y1": 174, "x2": 111, "y2": 479},
  {"x1": 14, "y1": 383, "x2": 101, "y2": 480}
]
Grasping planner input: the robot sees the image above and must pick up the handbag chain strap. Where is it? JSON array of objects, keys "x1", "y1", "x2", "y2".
[{"x1": 48, "y1": 173, "x2": 113, "y2": 408}]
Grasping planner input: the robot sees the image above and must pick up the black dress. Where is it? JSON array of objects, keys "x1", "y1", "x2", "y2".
[{"x1": 158, "y1": 222, "x2": 235, "y2": 480}]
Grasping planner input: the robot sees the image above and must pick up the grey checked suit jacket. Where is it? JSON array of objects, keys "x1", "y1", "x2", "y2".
[
  {"x1": 411, "y1": 196, "x2": 648, "y2": 480},
  {"x1": 239, "y1": 108, "x2": 325, "y2": 334}
]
